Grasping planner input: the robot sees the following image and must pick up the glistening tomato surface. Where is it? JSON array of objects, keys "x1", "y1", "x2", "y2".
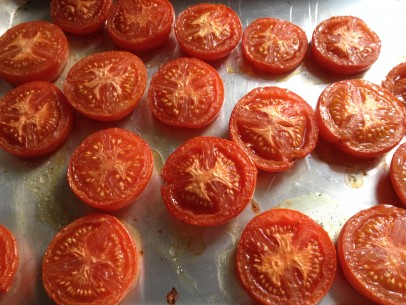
[
  {"x1": 390, "y1": 142, "x2": 406, "y2": 207},
  {"x1": 0, "y1": 81, "x2": 74, "y2": 158},
  {"x1": 51, "y1": 0, "x2": 112, "y2": 35},
  {"x1": 174, "y1": 3, "x2": 242, "y2": 61},
  {"x1": 148, "y1": 57, "x2": 224, "y2": 128},
  {"x1": 67, "y1": 128, "x2": 153, "y2": 211},
  {"x1": 236, "y1": 208, "x2": 336, "y2": 305},
  {"x1": 316, "y1": 79, "x2": 405, "y2": 158},
  {"x1": 63, "y1": 51, "x2": 147, "y2": 122},
  {"x1": 311, "y1": 16, "x2": 381, "y2": 74},
  {"x1": 382, "y1": 62, "x2": 406, "y2": 104},
  {"x1": 161, "y1": 136, "x2": 257, "y2": 226},
  {"x1": 229, "y1": 87, "x2": 318, "y2": 172},
  {"x1": 0, "y1": 21, "x2": 69, "y2": 85},
  {"x1": 0, "y1": 225, "x2": 18, "y2": 293},
  {"x1": 42, "y1": 214, "x2": 139, "y2": 305},
  {"x1": 337, "y1": 205, "x2": 406, "y2": 305},
  {"x1": 242, "y1": 18, "x2": 308, "y2": 74},
  {"x1": 106, "y1": 0, "x2": 174, "y2": 52}
]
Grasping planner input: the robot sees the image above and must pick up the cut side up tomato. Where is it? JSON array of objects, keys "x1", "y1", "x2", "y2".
[
  {"x1": 0, "y1": 225, "x2": 18, "y2": 293},
  {"x1": 390, "y1": 142, "x2": 406, "y2": 207},
  {"x1": 382, "y1": 62, "x2": 406, "y2": 104}
]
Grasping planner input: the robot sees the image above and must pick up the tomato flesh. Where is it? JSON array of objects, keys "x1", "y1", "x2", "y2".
[
  {"x1": 0, "y1": 21, "x2": 69, "y2": 85},
  {"x1": 0, "y1": 225, "x2": 18, "y2": 293},
  {"x1": 382, "y1": 62, "x2": 406, "y2": 104},
  {"x1": 390, "y1": 142, "x2": 406, "y2": 207},
  {"x1": 161, "y1": 136, "x2": 257, "y2": 226},
  {"x1": 236, "y1": 208, "x2": 336, "y2": 305},
  {"x1": 42, "y1": 214, "x2": 138, "y2": 305},
  {"x1": 229, "y1": 87, "x2": 318, "y2": 172},
  {"x1": 337, "y1": 205, "x2": 406, "y2": 305},
  {"x1": 148, "y1": 57, "x2": 224, "y2": 128}
]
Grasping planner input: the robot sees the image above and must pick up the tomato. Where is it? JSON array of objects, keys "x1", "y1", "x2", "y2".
[
  {"x1": 311, "y1": 16, "x2": 381, "y2": 74},
  {"x1": 382, "y1": 62, "x2": 406, "y2": 104},
  {"x1": 148, "y1": 57, "x2": 224, "y2": 128},
  {"x1": 0, "y1": 21, "x2": 69, "y2": 85},
  {"x1": 161, "y1": 136, "x2": 257, "y2": 226},
  {"x1": 63, "y1": 51, "x2": 147, "y2": 122},
  {"x1": 236, "y1": 208, "x2": 336, "y2": 305},
  {"x1": 0, "y1": 225, "x2": 18, "y2": 293},
  {"x1": 229, "y1": 87, "x2": 318, "y2": 172},
  {"x1": 0, "y1": 81, "x2": 74, "y2": 158},
  {"x1": 106, "y1": 0, "x2": 174, "y2": 52},
  {"x1": 316, "y1": 79, "x2": 405, "y2": 159},
  {"x1": 67, "y1": 128, "x2": 153, "y2": 211},
  {"x1": 242, "y1": 18, "x2": 308, "y2": 74},
  {"x1": 390, "y1": 142, "x2": 406, "y2": 206},
  {"x1": 42, "y1": 214, "x2": 139, "y2": 305},
  {"x1": 50, "y1": 0, "x2": 112, "y2": 35},
  {"x1": 337, "y1": 204, "x2": 406, "y2": 305},
  {"x1": 174, "y1": 3, "x2": 242, "y2": 61}
]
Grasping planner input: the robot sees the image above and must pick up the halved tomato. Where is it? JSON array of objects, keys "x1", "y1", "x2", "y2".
[
  {"x1": 229, "y1": 87, "x2": 318, "y2": 172},
  {"x1": 106, "y1": 0, "x2": 174, "y2": 52},
  {"x1": 0, "y1": 21, "x2": 69, "y2": 85},
  {"x1": 0, "y1": 225, "x2": 18, "y2": 293},
  {"x1": 390, "y1": 142, "x2": 406, "y2": 206},
  {"x1": 174, "y1": 3, "x2": 242, "y2": 61},
  {"x1": 67, "y1": 128, "x2": 153, "y2": 211},
  {"x1": 161, "y1": 136, "x2": 257, "y2": 226},
  {"x1": 242, "y1": 18, "x2": 308, "y2": 74},
  {"x1": 50, "y1": 0, "x2": 113, "y2": 35},
  {"x1": 382, "y1": 62, "x2": 406, "y2": 104},
  {"x1": 42, "y1": 214, "x2": 139, "y2": 305},
  {"x1": 0, "y1": 81, "x2": 74, "y2": 158},
  {"x1": 337, "y1": 204, "x2": 406, "y2": 305},
  {"x1": 316, "y1": 79, "x2": 405, "y2": 158},
  {"x1": 148, "y1": 57, "x2": 224, "y2": 128},
  {"x1": 63, "y1": 51, "x2": 147, "y2": 122},
  {"x1": 311, "y1": 16, "x2": 381, "y2": 74},
  {"x1": 236, "y1": 208, "x2": 336, "y2": 305}
]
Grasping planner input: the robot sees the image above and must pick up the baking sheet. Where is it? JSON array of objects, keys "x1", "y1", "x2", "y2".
[{"x1": 1, "y1": 0, "x2": 406, "y2": 304}]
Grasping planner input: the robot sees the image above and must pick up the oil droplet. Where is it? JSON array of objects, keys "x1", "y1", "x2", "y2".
[{"x1": 344, "y1": 168, "x2": 364, "y2": 188}]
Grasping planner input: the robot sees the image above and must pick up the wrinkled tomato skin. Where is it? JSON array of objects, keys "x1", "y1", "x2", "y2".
[
  {"x1": 0, "y1": 21, "x2": 69, "y2": 85},
  {"x1": 337, "y1": 205, "x2": 406, "y2": 305},
  {"x1": 0, "y1": 225, "x2": 18, "y2": 293},
  {"x1": 390, "y1": 142, "x2": 406, "y2": 207},
  {"x1": 382, "y1": 62, "x2": 406, "y2": 104}
]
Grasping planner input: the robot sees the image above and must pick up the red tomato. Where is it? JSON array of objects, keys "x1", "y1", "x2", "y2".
[
  {"x1": 42, "y1": 214, "x2": 139, "y2": 305},
  {"x1": 242, "y1": 18, "x2": 308, "y2": 74},
  {"x1": 106, "y1": 0, "x2": 174, "y2": 52},
  {"x1": 174, "y1": 3, "x2": 242, "y2": 61},
  {"x1": 390, "y1": 142, "x2": 406, "y2": 206},
  {"x1": 0, "y1": 225, "x2": 18, "y2": 293},
  {"x1": 229, "y1": 87, "x2": 318, "y2": 172},
  {"x1": 63, "y1": 51, "x2": 147, "y2": 122},
  {"x1": 337, "y1": 204, "x2": 406, "y2": 305},
  {"x1": 148, "y1": 57, "x2": 224, "y2": 128},
  {"x1": 67, "y1": 128, "x2": 153, "y2": 211},
  {"x1": 382, "y1": 62, "x2": 406, "y2": 104},
  {"x1": 316, "y1": 79, "x2": 405, "y2": 158},
  {"x1": 311, "y1": 16, "x2": 381, "y2": 74},
  {"x1": 0, "y1": 81, "x2": 74, "y2": 158},
  {"x1": 50, "y1": 0, "x2": 112, "y2": 35},
  {"x1": 161, "y1": 136, "x2": 257, "y2": 226},
  {"x1": 0, "y1": 21, "x2": 69, "y2": 85},
  {"x1": 236, "y1": 208, "x2": 336, "y2": 305}
]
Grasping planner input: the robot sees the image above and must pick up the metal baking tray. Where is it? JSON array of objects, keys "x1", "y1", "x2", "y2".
[{"x1": 1, "y1": 0, "x2": 405, "y2": 304}]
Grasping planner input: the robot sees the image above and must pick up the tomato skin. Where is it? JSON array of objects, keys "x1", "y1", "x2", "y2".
[
  {"x1": 242, "y1": 18, "x2": 308, "y2": 74},
  {"x1": 0, "y1": 81, "x2": 74, "y2": 158},
  {"x1": 161, "y1": 136, "x2": 257, "y2": 226},
  {"x1": 229, "y1": 86, "x2": 318, "y2": 172},
  {"x1": 42, "y1": 214, "x2": 139, "y2": 305},
  {"x1": 174, "y1": 3, "x2": 242, "y2": 61},
  {"x1": 390, "y1": 142, "x2": 406, "y2": 206},
  {"x1": 316, "y1": 79, "x2": 405, "y2": 158},
  {"x1": 63, "y1": 51, "x2": 147, "y2": 122},
  {"x1": 0, "y1": 21, "x2": 69, "y2": 85},
  {"x1": 148, "y1": 57, "x2": 224, "y2": 128},
  {"x1": 67, "y1": 128, "x2": 153, "y2": 211},
  {"x1": 0, "y1": 225, "x2": 18, "y2": 293},
  {"x1": 106, "y1": 0, "x2": 175, "y2": 52},
  {"x1": 50, "y1": 0, "x2": 113, "y2": 35},
  {"x1": 311, "y1": 16, "x2": 381, "y2": 74},
  {"x1": 382, "y1": 62, "x2": 406, "y2": 104},
  {"x1": 337, "y1": 204, "x2": 406, "y2": 305},
  {"x1": 236, "y1": 208, "x2": 336, "y2": 305}
]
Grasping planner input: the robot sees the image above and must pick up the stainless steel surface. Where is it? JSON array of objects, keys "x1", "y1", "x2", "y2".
[{"x1": 0, "y1": 0, "x2": 405, "y2": 304}]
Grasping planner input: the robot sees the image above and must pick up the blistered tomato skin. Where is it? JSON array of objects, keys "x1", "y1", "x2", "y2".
[
  {"x1": 0, "y1": 225, "x2": 18, "y2": 293},
  {"x1": 382, "y1": 62, "x2": 406, "y2": 104}
]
